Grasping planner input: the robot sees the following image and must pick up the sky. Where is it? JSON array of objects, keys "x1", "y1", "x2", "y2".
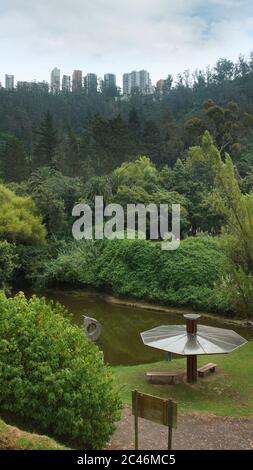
[{"x1": 0, "y1": 0, "x2": 253, "y2": 88}]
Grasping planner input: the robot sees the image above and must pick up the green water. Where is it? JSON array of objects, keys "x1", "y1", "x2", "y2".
[{"x1": 41, "y1": 289, "x2": 253, "y2": 366}]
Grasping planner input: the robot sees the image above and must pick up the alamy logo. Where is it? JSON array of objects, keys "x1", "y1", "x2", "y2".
[{"x1": 72, "y1": 196, "x2": 181, "y2": 250}]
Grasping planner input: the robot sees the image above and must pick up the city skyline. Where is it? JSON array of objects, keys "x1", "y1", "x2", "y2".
[
  {"x1": 1, "y1": 1, "x2": 253, "y2": 88},
  {"x1": 1, "y1": 68, "x2": 156, "y2": 95}
]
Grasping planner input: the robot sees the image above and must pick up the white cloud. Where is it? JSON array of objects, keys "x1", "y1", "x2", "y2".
[{"x1": 0, "y1": 0, "x2": 252, "y2": 86}]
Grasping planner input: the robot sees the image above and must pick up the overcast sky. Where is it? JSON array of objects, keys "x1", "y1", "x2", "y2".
[{"x1": 0, "y1": 0, "x2": 253, "y2": 88}]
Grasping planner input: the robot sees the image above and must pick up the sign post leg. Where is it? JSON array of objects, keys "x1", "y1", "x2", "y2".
[
  {"x1": 133, "y1": 390, "x2": 139, "y2": 450},
  {"x1": 168, "y1": 425, "x2": 172, "y2": 450},
  {"x1": 167, "y1": 400, "x2": 173, "y2": 450}
]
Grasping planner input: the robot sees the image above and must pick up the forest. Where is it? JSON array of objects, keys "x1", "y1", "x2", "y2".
[{"x1": 1, "y1": 54, "x2": 253, "y2": 317}]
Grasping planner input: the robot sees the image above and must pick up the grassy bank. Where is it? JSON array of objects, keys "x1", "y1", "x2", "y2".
[
  {"x1": 0, "y1": 418, "x2": 68, "y2": 450},
  {"x1": 113, "y1": 342, "x2": 253, "y2": 417}
]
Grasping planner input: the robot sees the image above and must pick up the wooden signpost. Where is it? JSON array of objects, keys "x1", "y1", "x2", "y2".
[{"x1": 132, "y1": 390, "x2": 177, "y2": 450}]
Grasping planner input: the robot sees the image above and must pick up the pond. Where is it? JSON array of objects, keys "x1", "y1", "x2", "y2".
[{"x1": 41, "y1": 289, "x2": 253, "y2": 366}]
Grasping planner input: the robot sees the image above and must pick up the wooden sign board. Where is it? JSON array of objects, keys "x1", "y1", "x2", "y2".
[
  {"x1": 132, "y1": 390, "x2": 177, "y2": 427},
  {"x1": 132, "y1": 390, "x2": 177, "y2": 450}
]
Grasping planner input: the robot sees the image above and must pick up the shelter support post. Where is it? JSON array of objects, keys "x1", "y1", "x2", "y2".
[{"x1": 187, "y1": 355, "x2": 197, "y2": 383}]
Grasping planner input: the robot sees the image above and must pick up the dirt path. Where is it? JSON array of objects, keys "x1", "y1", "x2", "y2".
[{"x1": 108, "y1": 407, "x2": 253, "y2": 450}]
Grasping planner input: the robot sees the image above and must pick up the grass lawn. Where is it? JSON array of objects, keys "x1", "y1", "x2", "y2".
[
  {"x1": 113, "y1": 342, "x2": 253, "y2": 417},
  {"x1": 0, "y1": 418, "x2": 68, "y2": 450}
]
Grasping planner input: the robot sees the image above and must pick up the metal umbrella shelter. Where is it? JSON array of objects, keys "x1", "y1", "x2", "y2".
[{"x1": 141, "y1": 314, "x2": 247, "y2": 383}]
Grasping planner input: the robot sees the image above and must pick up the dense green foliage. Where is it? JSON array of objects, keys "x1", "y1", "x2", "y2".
[
  {"x1": 0, "y1": 292, "x2": 121, "y2": 448},
  {"x1": 0, "y1": 241, "x2": 18, "y2": 290},
  {"x1": 0, "y1": 133, "x2": 28, "y2": 182},
  {"x1": 10, "y1": 168, "x2": 83, "y2": 238},
  {"x1": 199, "y1": 132, "x2": 253, "y2": 317},
  {"x1": 40, "y1": 237, "x2": 226, "y2": 313},
  {"x1": 96, "y1": 238, "x2": 225, "y2": 310},
  {"x1": 0, "y1": 185, "x2": 46, "y2": 245}
]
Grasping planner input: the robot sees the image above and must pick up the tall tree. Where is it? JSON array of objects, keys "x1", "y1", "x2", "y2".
[
  {"x1": 33, "y1": 112, "x2": 58, "y2": 168},
  {"x1": 192, "y1": 132, "x2": 253, "y2": 316},
  {"x1": 143, "y1": 120, "x2": 161, "y2": 166},
  {"x1": 0, "y1": 134, "x2": 28, "y2": 182},
  {"x1": 128, "y1": 108, "x2": 141, "y2": 137}
]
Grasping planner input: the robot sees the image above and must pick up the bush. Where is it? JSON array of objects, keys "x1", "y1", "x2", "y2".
[
  {"x1": 42, "y1": 237, "x2": 226, "y2": 312},
  {"x1": 0, "y1": 241, "x2": 18, "y2": 291},
  {"x1": 0, "y1": 292, "x2": 121, "y2": 448},
  {"x1": 40, "y1": 240, "x2": 104, "y2": 288},
  {"x1": 15, "y1": 240, "x2": 67, "y2": 288},
  {"x1": 96, "y1": 237, "x2": 225, "y2": 311},
  {"x1": 0, "y1": 184, "x2": 46, "y2": 245}
]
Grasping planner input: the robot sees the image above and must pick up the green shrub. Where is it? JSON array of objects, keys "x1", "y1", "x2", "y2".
[
  {"x1": 0, "y1": 292, "x2": 121, "y2": 449},
  {"x1": 0, "y1": 241, "x2": 18, "y2": 291},
  {"x1": 15, "y1": 240, "x2": 67, "y2": 288},
  {"x1": 0, "y1": 184, "x2": 46, "y2": 245},
  {"x1": 40, "y1": 240, "x2": 104, "y2": 288},
  {"x1": 42, "y1": 237, "x2": 227, "y2": 312},
  {"x1": 96, "y1": 237, "x2": 225, "y2": 311}
]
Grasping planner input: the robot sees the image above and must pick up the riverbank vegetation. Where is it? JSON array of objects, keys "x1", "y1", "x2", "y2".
[{"x1": 39, "y1": 237, "x2": 226, "y2": 313}]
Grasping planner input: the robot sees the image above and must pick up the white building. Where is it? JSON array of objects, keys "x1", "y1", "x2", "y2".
[
  {"x1": 122, "y1": 70, "x2": 152, "y2": 95},
  {"x1": 5, "y1": 74, "x2": 14, "y2": 90},
  {"x1": 50, "y1": 67, "x2": 60, "y2": 93},
  {"x1": 123, "y1": 73, "x2": 131, "y2": 95}
]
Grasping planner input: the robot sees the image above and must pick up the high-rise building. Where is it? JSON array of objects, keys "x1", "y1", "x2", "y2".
[
  {"x1": 62, "y1": 75, "x2": 71, "y2": 92},
  {"x1": 103, "y1": 73, "x2": 117, "y2": 96},
  {"x1": 104, "y1": 73, "x2": 116, "y2": 89},
  {"x1": 84, "y1": 73, "x2": 97, "y2": 95},
  {"x1": 50, "y1": 67, "x2": 60, "y2": 93},
  {"x1": 122, "y1": 70, "x2": 152, "y2": 95},
  {"x1": 139, "y1": 70, "x2": 151, "y2": 94},
  {"x1": 123, "y1": 73, "x2": 131, "y2": 95},
  {"x1": 72, "y1": 70, "x2": 82, "y2": 93},
  {"x1": 5, "y1": 74, "x2": 14, "y2": 90}
]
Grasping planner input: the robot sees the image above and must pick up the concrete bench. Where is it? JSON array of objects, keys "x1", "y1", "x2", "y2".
[
  {"x1": 146, "y1": 371, "x2": 183, "y2": 385},
  {"x1": 197, "y1": 363, "x2": 217, "y2": 377}
]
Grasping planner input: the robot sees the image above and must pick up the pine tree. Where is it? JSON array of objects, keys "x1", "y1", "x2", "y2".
[
  {"x1": 0, "y1": 134, "x2": 29, "y2": 182},
  {"x1": 143, "y1": 120, "x2": 161, "y2": 165},
  {"x1": 128, "y1": 108, "x2": 141, "y2": 136},
  {"x1": 33, "y1": 112, "x2": 58, "y2": 168}
]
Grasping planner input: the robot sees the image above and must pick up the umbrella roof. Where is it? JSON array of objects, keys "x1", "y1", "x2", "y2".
[{"x1": 141, "y1": 324, "x2": 247, "y2": 356}]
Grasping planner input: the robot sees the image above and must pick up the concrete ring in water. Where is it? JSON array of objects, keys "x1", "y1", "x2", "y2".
[{"x1": 83, "y1": 315, "x2": 102, "y2": 341}]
